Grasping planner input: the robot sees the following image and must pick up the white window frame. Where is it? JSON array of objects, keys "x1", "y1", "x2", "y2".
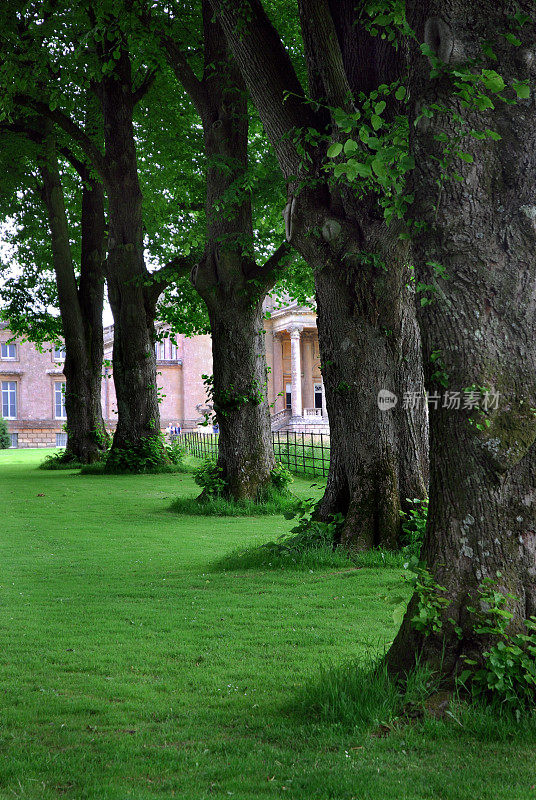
[
  {"x1": 170, "y1": 342, "x2": 178, "y2": 360},
  {"x1": 285, "y1": 382, "x2": 292, "y2": 410},
  {"x1": 154, "y1": 341, "x2": 165, "y2": 360},
  {"x1": 314, "y1": 383, "x2": 323, "y2": 409},
  {"x1": 54, "y1": 382, "x2": 67, "y2": 419},
  {"x1": 1, "y1": 343, "x2": 16, "y2": 360},
  {"x1": 54, "y1": 345, "x2": 66, "y2": 361},
  {"x1": 1, "y1": 381, "x2": 17, "y2": 419}
]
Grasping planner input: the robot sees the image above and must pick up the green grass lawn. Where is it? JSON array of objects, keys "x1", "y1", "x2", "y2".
[{"x1": 0, "y1": 449, "x2": 535, "y2": 800}]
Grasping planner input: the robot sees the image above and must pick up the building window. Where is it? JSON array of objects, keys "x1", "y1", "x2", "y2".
[
  {"x1": 170, "y1": 342, "x2": 178, "y2": 360},
  {"x1": 56, "y1": 432, "x2": 68, "y2": 447},
  {"x1": 154, "y1": 341, "x2": 165, "y2": 360},
  {"x1": 9, "y1": 433, "x2": 18, "y2": 448},
  {"x1": 54, "y1": 345, "x2": 66, "y2": 361},
  {"x1": 285, "y1": 382, "x2": 292, "y2": 410},
  {"x1": 54, "y1": 382, "x2": 66, "y2": 419},
  {"x1": 1, "y1": 343, "x2": 16, "y2": 360},
  {"x1": 314, "y1": 383, "x2": 323, "y2": 410},
  {"x1": 1, "y1": 381, "x2": 17, "y2": 419}
]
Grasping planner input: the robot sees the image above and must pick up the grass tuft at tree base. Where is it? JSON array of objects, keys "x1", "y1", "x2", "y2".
[
  {"x1": 39, "y1": 449, "x2": 85, "y2": 470},
  {"x1": 213, "y1": 530, "x2": 404, "y2": 571},
  {"x1": 80, "y1": 460, "x2": 189, "y2": 475},
  {"x1": 170, "y1": 490, "x2": 299, "y2": 517},
  {"x1": 294, "y1": 653, "x2": 536, "y2": 738},
  {"x1": 293, "y1": 656, "x2": 438, "y2": 730}
]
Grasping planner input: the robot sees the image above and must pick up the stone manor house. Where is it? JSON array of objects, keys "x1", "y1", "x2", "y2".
[{"x1": 0, "y1": 298, "x2": 328, "y2": 448}]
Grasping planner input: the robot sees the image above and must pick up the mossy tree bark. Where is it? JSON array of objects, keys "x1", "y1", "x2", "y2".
[
  {"x1": 160, "y1": 2, "x2": 291, "y2": 500},
  {"x1": 387, "y1": 2, "x2": 536, "y2": 677},
  {"x1": 39, "y1": 126, "x2": 108, "y2": 463},
  {"x1": 209, "y1": 0, "x2": 427, "y2": 544}
]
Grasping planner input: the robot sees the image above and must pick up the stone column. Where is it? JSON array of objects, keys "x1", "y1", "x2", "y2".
[
  {"x1": 272, "y1": 332, "x2": 283, "y2": 412},
  {"x1": 302, "y1": 335, "x2": 314, "y2": 411},
  {"x1": 289, "y1": 325, "x2": 303, "y2": 417}
]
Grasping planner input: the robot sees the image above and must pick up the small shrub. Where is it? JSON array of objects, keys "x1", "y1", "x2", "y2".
[
  {"x1": 193, "y1": 459, "x2": 226, "y2": 496},
  {"x1": 39, "y1": 450, "x2": 84, "y2": 471},
  {"x1": 104, "y1": 434, "x2": 171, "y2": 474},
  {"x1": 166, "y1": 437, "x2": 186, "y2": 465},
  {"x1": 0, "y1": 417, "x2": 11, "y2": 449},
  {"x1": 270, "y1": 461, "x2": 293, "y2": 492}
]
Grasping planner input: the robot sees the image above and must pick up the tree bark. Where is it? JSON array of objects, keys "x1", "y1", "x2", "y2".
[
  {"x1": 39, "y1": 129, "x2": 108, "y2": 464},
  {"x1": 209, "y1": 0, "x2": 428, "y2": 544},
  {"x1": 100, "y1": 44, "x2": 164, "y2": 460},
  {"x1": 387, "y1": 2, "x2": 536, "y2": 676},
  {"x1": 163, "y1": 2, "x2": 282, "y2": 499},
  {"x1": 312, "y1": 253, "x2": 426, "y2": 549},
  {"x1": 206, "y1": 296, "x2": 275, "y2": 499}
]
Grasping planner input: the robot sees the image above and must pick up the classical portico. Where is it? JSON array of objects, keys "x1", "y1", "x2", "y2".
[{"x1": 264, "y1": 297, "x2": 329, "y2": 433}]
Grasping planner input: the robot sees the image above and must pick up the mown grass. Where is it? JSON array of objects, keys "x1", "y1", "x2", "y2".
[
  {"x1": 0, "y1": 448, "x2": 535, "y2": 800},
  {"x1": 171, "y1": 493, "x2": 299, "y2": 517}
]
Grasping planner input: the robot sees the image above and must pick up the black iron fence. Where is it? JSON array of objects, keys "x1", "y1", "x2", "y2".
[
  {"x1": 273, "y1": 430, "x2": 330, "y2": 478},
  {"x1": 180, "y1": 430, "x2": 331, "y2": 478}
]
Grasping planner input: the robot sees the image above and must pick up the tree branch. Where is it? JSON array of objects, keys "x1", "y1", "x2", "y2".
[
  {"x1": 132, "y1": 68, "x2": 157, "y2": 105},
  {"x1": 14, "y1": 93, "x2": 108, "y2": 181},
  {"x1": 57, "y1": 145, "x2": 92, "y2": 184},
  {"x1": 297, "y1": 0, "x2": 353, "y2": 111},
  {"x1": 208, "y1": 0, "x2": 320, "y2": 180},
  {"x1": 246, "y1": 241, "x2": 293, "y2": 290},
  {"x1": 145, "y1": 252, "x2": 201, "y2": 303},
  {"x1": 159, "y1": 34, "x2": 209, "y2": 119},
  {"x1": 0, "y1": 119, "x2": 43, "y2": 145}
]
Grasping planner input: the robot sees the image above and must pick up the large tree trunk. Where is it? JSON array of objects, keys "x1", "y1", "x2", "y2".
[
  {"x1": 63, "y1": 178, "x2": 109, "y2": 462},
  {"x1": 311, "y1": 255, "x2": 426, "y2": 549},
  {"x1": 210, "y1": 0, "x2": 428, "y2": 543},
  {"x1": 387, "y1": 3, "x2": 536, "y2": 677},
  {"x1": 169, "y1": 2, "x2": 279, "y2": 499},
  {"x1": 101, "y1": 45, "x2": 164, "y2": 462},
  {"x1": 40, "y1": 129, "x2": 108, "y2": 464},
  {"x1": 206, "y1": 295, "x2": 275, "y2": 499}
]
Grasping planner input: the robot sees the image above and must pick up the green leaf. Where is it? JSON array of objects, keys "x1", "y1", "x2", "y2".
[
  {"x1": 327, "y1": 142, "x2": 343, "y2": 158},
  {"x1": 400, "y1": 155, "x2": 415, "y2": 172},
  {"x1": 343, "y1": 139, "x2": 358, "y2": 155},
  {"x1": 371, "y1": 158, "x2": 387, "y2": 180},
  {"x1": 374, "y1": 100, "x2": 386, "y2": 115},
  {"x1": 371, "y1": 115, "x2": 383, "y2": 131},
  {"x1": 481, "y1": 70, "x2": 506, "y2": 93},
  {"x1": 503, "y1": 32, "x2": 522, "y2": 46},
  {"x1": 513, "y1": 80, "x2": 530, "y2": 99},
  {"x1": 395, "y1": 86, "x2": 407, "y2": 101},
  {"x1": 348, "y1": 160, "x2": 372, "y2": 178},
  {"x1": 458, "y1": 152, "x2": 474, "y2": 163}
]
